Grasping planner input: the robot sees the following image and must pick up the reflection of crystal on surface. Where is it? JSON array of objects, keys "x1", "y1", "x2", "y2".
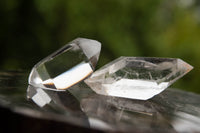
[
  {"x1": 80, "y1": 94, "x2": 172, "y2": 132},
  {"x1": 172, "y1": 112, "x2": 200, "y2": 133},
  {"x1": 1, "y1": 71, "x2": 200, "y2": 133},
  {"x1": 85, "y1": 57, "x2": 193, "y2": 100},
  {"x1": 27, "y1": 85, "x2": 51, "y2": 107},
  {"x1": 26, "y1": 84, "x2": 90, "y2": 127},
  {"x1": 28, "y1": 38, "x2": 101, "y2": 90}
]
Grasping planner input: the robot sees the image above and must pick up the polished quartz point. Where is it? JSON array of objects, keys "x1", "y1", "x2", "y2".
[
  {"x1": 28, "y1": 38, "x2": 101, "y2": 90},
  {"x1": 85, "y1": 57, "x2": 193, "y2": 100}
]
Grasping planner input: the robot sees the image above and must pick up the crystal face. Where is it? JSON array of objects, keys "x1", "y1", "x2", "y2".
[
  {"x1": 29, "y1": 38, "x2": 101, "y2": 90},
  {"x1": 85, "y1": 57, "x2": 193, "y2": 100}
]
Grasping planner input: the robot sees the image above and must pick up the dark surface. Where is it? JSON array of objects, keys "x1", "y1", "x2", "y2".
[
  {"x1": 0, "y1": 71, "x2": 200, "y2": 133},
  {"x1": 0, "y1": 106, "x2": 103, "y2": 133}
]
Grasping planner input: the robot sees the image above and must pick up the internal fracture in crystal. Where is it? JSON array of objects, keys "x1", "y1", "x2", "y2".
[
  {"x1": 85, "y1": 57, "x2": 193, "y2": 100},
  {"x1": 28, "y1": 38, "x2": 101, "y2": 90}
]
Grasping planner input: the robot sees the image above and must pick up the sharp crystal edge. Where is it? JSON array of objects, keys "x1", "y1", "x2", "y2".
[
  {"x1": 84, "y1": 57, "x2": 193, "y2": 100},
  {"x1": 28, "y1": 38, "x2": 101, "y2": 91}
]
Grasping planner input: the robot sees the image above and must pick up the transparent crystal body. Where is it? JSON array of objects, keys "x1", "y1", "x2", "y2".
[
  {"x1": 85, "y1": 57, "x2": 193, "y2": 100},
  {"x1": 28, "y1": 38, "x2": 101, "y2": 90}
]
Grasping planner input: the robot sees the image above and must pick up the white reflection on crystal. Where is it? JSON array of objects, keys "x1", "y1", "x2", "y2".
[
  {"x1": 33, "y1": 77, "x2": 43, "y2": 84},
  {"x1": 32, "y1": 88, "x2": 51, "y2": 107},
  {"x1": 172, "y1": 112, "x2": 200, "y2": 133},
  {"x1": 43, "y1": 62, "x2": 93, "y2": 90},
  {"x1": 102, "y1": 79, "x2": 168, "y2": 100}
]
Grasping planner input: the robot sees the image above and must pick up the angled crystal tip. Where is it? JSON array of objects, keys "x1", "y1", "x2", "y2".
[
  {"x1": 85, "y1": 57, "x2": 193, "y2": 100},
  {"x1": 28, "y1": 38, "x2": 101, "y2": 90}
]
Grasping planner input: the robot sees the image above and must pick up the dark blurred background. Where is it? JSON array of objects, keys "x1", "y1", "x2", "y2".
[{"x1": 0, "y1": 0, "x2": 199, "y2": 93}]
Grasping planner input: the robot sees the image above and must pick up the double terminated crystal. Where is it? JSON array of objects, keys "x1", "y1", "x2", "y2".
[
  {"x1": 29, "y1": 38, "x2": 101, "y2": 90},
  {"x1": 28, "y1": 38, "x2": 193, "y2": 100},
  {"x1": 85, "y1": 57, "x2": 193, "y2": 100}
]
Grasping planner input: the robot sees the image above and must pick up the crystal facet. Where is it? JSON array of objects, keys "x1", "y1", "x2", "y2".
[
  {"x1": 29, "y1": 38, "x2": 101, "y2": 90},
  {"x1": 85, "y1": 57, "x2": 193, "y2": 100}
]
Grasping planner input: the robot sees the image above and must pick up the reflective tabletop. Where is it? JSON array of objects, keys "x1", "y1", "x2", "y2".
[{"x1": 0, "y1": 71, "x2": 200, "y2": 133}]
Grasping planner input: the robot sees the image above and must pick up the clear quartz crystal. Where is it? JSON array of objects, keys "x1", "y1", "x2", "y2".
[
  {"x1": 28, "y1": 38, "x2": 101, "y2": 90},
  {"x1": 85, "y1": 57, "x2": 193, "y2": 100}
]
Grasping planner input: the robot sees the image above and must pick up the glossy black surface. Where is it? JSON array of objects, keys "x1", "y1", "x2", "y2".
[{"x1": 0, "y1": 71, "x2": 200, "y2": 133}]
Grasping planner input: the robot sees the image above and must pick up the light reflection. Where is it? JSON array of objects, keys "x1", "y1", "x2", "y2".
[
  {"x1": 88, "y1": 117, "x2": 113, "y2": 131},
  {"x1": 26, "y1": 84, "x2": 200, "y2": 133},
  {"x1": 42, "y1": 62, "x2": 93, "y2": 90},
  {"x1": 103, "y1": 79, "x2": 168, "y2": 100},
  {"x1": 27, "y1": 86, "x2": 51, "y2": 107},
  {"x1": 172, "y1": 112, "x2": 200, "y2": 133}
]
